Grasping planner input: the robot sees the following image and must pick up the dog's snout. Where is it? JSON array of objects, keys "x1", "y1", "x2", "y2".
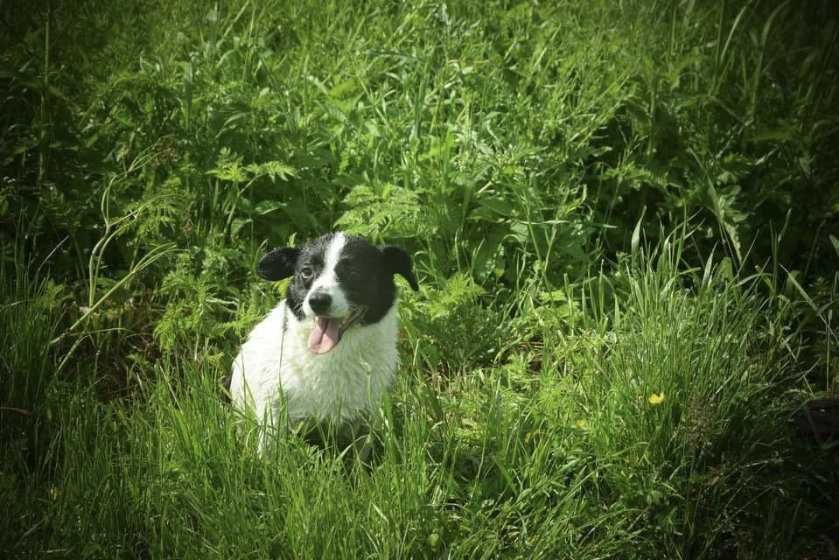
[{"x1": 308, "y1": 291, "x2": 332, "y2": 315}]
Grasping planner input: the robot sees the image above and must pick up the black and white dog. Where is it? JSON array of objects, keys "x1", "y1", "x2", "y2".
[{"x1": 230, "y1": 232, "x2": 418, "y2": 435}]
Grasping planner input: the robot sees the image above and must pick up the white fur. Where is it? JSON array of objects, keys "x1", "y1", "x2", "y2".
[
  {"x1": 303, "y1": 233, "x2": 350, "y2": 318},
  {"x1": 230, "y1": 300, "x2": 399, "y2": 430}
]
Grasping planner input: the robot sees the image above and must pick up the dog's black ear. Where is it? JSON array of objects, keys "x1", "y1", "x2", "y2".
[
  {"x1": 257, "y1": 247, "x2": 300, "y2": 281},
  {"x1": 381, "y1": 245, "x2": 419, "y2": 291}
]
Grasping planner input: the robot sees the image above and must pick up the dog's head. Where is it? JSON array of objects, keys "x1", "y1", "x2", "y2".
[{"x1": 256, "y1": 232, "x2": 418, "y2": 354}]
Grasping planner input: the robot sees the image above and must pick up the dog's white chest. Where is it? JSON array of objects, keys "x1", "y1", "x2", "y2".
[{"x1": 230, "y1": 302, "x2": 399, "y2": 427}]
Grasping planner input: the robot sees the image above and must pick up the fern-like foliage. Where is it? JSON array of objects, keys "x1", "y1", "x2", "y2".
[{"x1": 335, "y1": 183, "x2": 430, "y2": 241}]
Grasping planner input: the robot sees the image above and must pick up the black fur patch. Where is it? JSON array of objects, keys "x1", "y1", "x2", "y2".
[
  {"x1": 283, "y1": 233, "x2": 336, "y2": 320},
  {"x1": 257, "y1": 247, "x2": 301, "y2": 281},
  {"x1": 380, "y1": 245, "x2": 419, "y2": 291},
  {"x1": 258, "y1": 233, "x2": 418, "y2": 324}
]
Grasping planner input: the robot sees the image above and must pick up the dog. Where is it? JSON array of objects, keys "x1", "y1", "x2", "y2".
[{"x1": 230, "y1": 232, "x2": 418, "y2": 442}]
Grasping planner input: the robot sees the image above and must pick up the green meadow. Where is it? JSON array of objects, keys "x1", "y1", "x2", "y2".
[{"x1": 2, "y1": 1, "x2": 837, "y2": 557}]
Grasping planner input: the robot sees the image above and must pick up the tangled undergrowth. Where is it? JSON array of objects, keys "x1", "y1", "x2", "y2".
[{"x1": 2, "y1": 1, "x2": 837, "y2": 557}]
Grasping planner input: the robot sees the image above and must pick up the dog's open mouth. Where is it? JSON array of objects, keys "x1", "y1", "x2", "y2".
[{"x1": 307, "y1": 307, "x2": 364, "y2": 355}]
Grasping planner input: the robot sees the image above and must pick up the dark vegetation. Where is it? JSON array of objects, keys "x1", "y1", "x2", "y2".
[{"x1": 1, "y1": 0, "x2": 837, "y2": 557}]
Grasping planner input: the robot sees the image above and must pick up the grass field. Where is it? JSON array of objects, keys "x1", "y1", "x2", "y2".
[{"x1": 2, "y1": 1, "x2": 838, "y2": 558}]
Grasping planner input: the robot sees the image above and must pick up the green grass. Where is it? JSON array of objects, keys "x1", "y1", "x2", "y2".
[
  {"x1": 2, "y1": 236, "x2": 833, "y2": 558},
  {"x1": 1, "y1": 0, "x2": 837, "y2": 558}
]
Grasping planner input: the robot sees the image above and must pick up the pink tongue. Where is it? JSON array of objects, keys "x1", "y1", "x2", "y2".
[{"x1": 308, "y1": 317, "x2": 341, "y2": 354}]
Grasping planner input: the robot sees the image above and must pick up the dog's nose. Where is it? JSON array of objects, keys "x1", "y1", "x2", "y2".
[{"x1": 308, "y1": 292, "x2": 332, "y2": 315}]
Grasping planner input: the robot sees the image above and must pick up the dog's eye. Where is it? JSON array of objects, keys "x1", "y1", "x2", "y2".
[{"x1": 300, "y1": 266, "x2": 314, "y2": 281}]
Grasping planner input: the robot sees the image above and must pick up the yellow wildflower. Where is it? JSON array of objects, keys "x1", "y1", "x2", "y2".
[
  {"x1": 648, "y1": 392, "x2": 665, "y2": 406},
  {"x1": 575, "y1": 419, "x2": 588, "y2": 429}
]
